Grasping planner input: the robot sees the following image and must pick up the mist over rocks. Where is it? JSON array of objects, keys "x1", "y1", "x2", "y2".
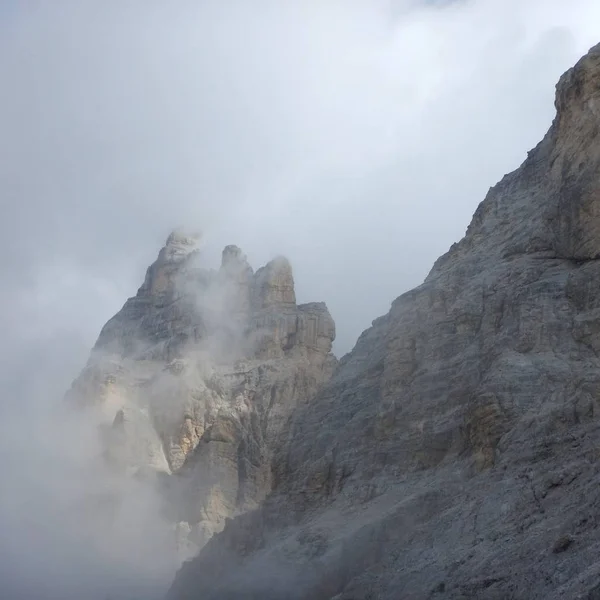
[
  {"x1": 67, "y1": 232, "x2": 337, "y2": 562},
  {"x1": 3, "y1": 3, "x2": 600, "y2": 600},
  {"x1": 166, "y1": 42, "x2": 600, "y2": 600}
]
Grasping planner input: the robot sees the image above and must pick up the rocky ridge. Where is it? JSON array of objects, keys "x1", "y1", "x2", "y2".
[
  {"x1": 67, "y1": 231, "x2": 336, "y2": 553},
  {"x1": 166, "y1": 43, "x2": 600, "y2": 599}
]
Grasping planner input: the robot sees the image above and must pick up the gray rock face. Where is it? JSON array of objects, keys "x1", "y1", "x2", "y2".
[
  {"x1": 67, "y1": 235, "x2": 336, "y2": 554},
  {"x1": 166, "y1": 43, "x2": 600, "y2": 599}
]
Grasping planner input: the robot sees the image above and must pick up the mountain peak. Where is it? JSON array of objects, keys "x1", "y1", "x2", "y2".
[
  {"x1": 67, "y1": 232, "x2": 337, "y2": 558},
  {"x1": 163, "y1": 229, "x2": 202, "y2": 259},
  {"x1": 554, "y1": 42, "x2": 600, "y2": 123},
  {"x1": 427, "y1": 42, "x2": 600, "y2": 282}
]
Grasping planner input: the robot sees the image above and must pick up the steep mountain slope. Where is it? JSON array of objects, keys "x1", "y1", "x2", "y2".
[
  {"x1": 67, "y1": 233, "x2": 336, "y2": 555},
  {"x1": 167, "y1": 43, "x2": 600, "y2": 599}
]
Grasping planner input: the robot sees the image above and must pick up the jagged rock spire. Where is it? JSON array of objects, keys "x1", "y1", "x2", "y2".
[{"x1": 67, "y1": 233, "x2": 337, "y2": 559}]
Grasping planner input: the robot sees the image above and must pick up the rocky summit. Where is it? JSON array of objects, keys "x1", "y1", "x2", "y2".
[
  {"x1": 67, "y1": 230, "x2": 336, "y2": 555},
  {"x1": 162, "y1": 43, "x2": 600, "y2": 599}
]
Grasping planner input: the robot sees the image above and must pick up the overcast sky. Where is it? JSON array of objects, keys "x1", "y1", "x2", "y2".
[{"x1": 1, "y1": 0, "x2": 600, "y2": 404}]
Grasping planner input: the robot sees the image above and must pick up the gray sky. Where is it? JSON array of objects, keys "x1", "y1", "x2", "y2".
[{"x1": 1, "y1": 0, "x2": 599, "y2": 397}]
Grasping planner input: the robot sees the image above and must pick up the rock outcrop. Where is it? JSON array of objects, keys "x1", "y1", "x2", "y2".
[
  {"x1": 166, "y1": 43, "x2": 600, "y2": 599},
  {"x1": 67, "y1": 232, "x2": 336, "y2": 554}
]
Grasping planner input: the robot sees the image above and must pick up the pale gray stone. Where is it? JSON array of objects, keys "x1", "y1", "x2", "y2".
[{"x1": 67, "y1": 233, "x2": 336, "y2": 554}]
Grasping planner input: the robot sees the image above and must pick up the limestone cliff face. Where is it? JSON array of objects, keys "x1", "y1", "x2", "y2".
[
  {"x1": 67, "y1": 232, "x2": 336, "y2": 552},
  {"x1": 167, "y1": 43, "x2": 600, "y2": 599}
]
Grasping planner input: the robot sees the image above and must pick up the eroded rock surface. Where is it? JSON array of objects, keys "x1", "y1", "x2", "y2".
[
  {"x1": 67, "y1": 233, "x2": 336, "y2": 554},
  {"x1": 167, "y1": 43, "x2": 600, "y2": 599}
]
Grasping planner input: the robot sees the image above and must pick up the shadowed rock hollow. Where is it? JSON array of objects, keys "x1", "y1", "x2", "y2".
[{"x1": 165, "y1": 43, "x2": 600, "y2": 599}]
